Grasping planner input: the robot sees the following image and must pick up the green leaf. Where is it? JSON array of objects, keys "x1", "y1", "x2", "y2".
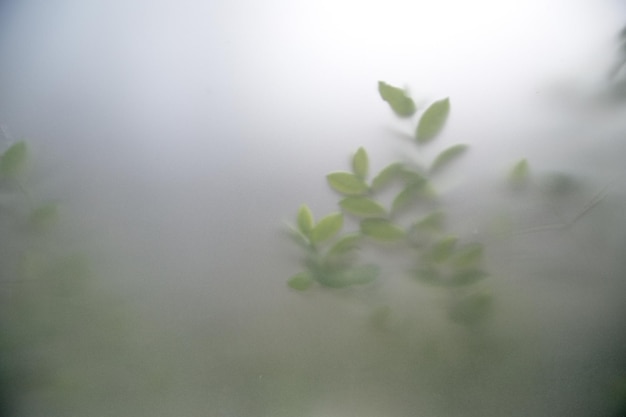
[
  {"x1": 448, "y1": 269, "x2": 488, "y2": 287},
  {"x1": 418, "y1": 183, "x2": 438, "y2": 200},
  {"x1": 297, "y1": 205, "x2": 314, "y2": 235},
  {"x1": 508, "y1": 158, "x2": 529, "y2": 186},
  {"x1": 327, "y1": 172, "x2": 369, "y2": 196},
  {"x1": 448, "y1": 292, "x2": 493, "y2": 325},
  {"x1": 415, "y1": 98, "x2": 450, "y2": 144},
  {"x1": 371, "y1": 163, "x2": 404, "y2": 191},
  {"x1": 412, "y1": 266, "x2": 442, "y2": 285},
  {"x1": 29, "y1": 203, "x2": 59, "y2": 230},
  {"x1": 378, "y1": 81, "x2": 416, "y2": 118},
  {"x1": 541, "y1": 172, "x2": 581, "y2": 196},
  {"x1": 399, "y1": 168, "x2": 427, "y2": 185},
  {"x1": 352, "y1": 147, "x2": 369, "y2": 179},
  {"x1": 304, "y1": 253, "x2": 324, "y2": 274},
  {"x1": 288, "y1": 272, "x2": 314, "y2": 291},
  {"x1": 412, "y1": 211, "x2": 445, "y2": 232},
  {"x1": 319, "y1": 264, "x2": 379, "y2": 288},
  {"x1": 284, "y1": 224, "x2": 311, "y2": 249},
  {"x1": 391, "y1": 184, "x2": 423, "y2": 213},
  {"x1": 451, "y1": 243, "x2": 484, "y2": 268},
  {"x1": 339, "y1": 197, "x2": 386, "y2": 218},
  {"x1": 430, "y1": 144, "x2": 468, "y2": 174},
  {"x1": 360, "y1": 219, "x2": 405, "y2": 241},
  {"x1": 430, "y1": 236, "x2": 458, "y2": 263},
  {"x1": 327, "y1": 234, "x2": 362, "y2": 257},
  {"x1": 310, "y1": 212, "x2": 343, "y2": 244},
  {"x1": 0, "y1": 141, "x2": 28, "y2": 176}
]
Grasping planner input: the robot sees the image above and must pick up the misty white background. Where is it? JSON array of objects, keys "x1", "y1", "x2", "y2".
[{"x1": 1, "y1": 0, "x2": 625, "y2": 416}]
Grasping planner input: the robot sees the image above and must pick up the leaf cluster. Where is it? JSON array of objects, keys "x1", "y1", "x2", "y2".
[
  {"x1": 285, "y1": 82, "x2": 491, "y2": 326},
  {"x1": 0, "y1": 141, "x2": 59, "y2": 230},
  {"x1": 287, "y1": 205, "x2": 378, "y2": 290}
]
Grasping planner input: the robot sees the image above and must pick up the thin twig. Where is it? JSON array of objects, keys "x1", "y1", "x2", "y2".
[{"x1": 510, "y1": 179, "x2": 614, "y2": 237}]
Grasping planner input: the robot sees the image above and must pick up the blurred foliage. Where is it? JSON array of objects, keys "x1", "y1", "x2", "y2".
[
  {"x1": 0, "y1": 139, "x2": 131, "y2": 416},
  {"x1": 597, "y1": 24, "x2": 626, "y2": 104},
  {"x1": 285, "y1": 82, "x2": 491, "y2": 333},
  {"x1": 283, "y1": 81, "x2": 611, "y2": 374}
]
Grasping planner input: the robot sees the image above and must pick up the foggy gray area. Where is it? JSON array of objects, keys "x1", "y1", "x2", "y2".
[{"x1": 0, "y1": 0, "x2": 626, "y2": 416}]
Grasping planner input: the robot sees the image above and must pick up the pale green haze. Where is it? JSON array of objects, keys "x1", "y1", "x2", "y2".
[{"x1": 0, "y1": 0, "x2": 625, "y2": 416}]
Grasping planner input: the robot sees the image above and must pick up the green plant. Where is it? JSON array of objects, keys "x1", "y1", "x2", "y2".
[
  {"x1": 283, "y1": 81, "x2": 610, "y2": 333},
  {"x1": 284, "y1": 81, "x2": 495, "y2": 327},
  {"x1": 0, "y1": 138, "x2": 130, "y2": 415}
]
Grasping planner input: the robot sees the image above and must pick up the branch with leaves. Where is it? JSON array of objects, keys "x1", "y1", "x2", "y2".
[
  {"x1": 284, "y1": 81, "x2": 496, "y2": 325},
  {"x1": 283, "y1": 80, "x2": 605, "y2": 329}
]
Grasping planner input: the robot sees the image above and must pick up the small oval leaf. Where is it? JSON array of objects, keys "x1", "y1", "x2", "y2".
[
  {"x1": 360, "y1": 218, "x2": 405, "y2": 241},
  {"x1": 310, "y1": 212, "x2": 343, "y2": 244},
  {"x1": 391, "y1": 184, "x2": 423, "y2": 213},
  {"x1": 339, "y1": 196, "x2": 386, "y2": 218},
  {"x1": 327, "y1": 234, "x2": 362, "y2": 257},
  {"x1": 319, "y1": 264, "x2": 379, "y2": 288},
  {"x1": 451, "y1": 243, "x2": 484, "y2": 268},
  {"x1": 378, "y1": 81, "x2": 416, "y2": 118},
  {"x1": 297, "y1": 205, "x2": 314, "y2": 235},
  {"x1": 412, "y1": 211, "x2": 445, "y2": 232},
  {"x1": 448, "y1": 292, "x2": 493, "y2": 325},
  {"x1": 371, "y1": 163, "x2": 404, "y2": 191},
  {"x1": 508, "y1": 158, "x2": 529, "y2": 186},
  {"x1": 1, "y1": 141, "x2": 28, "y2": 176},
  {"x1": 412, "y1": 266, "x2": 442, "y2": 286},
  {"x1": 352, "y1": 147, "x2": 369, "y2": 179},
  {"x1": 288, "y1": 272, "x2": 314, "y2": 291},
  {"x1": 29, "y1": 203, "x2": 59, "y2": 230},
  {"x1": 430, "y1": 144, "x2": 468, "y2": 174},
  {"x1": 541, "y1": 172, "x2": 581, "y2": 196},
  {"x1": 416, "y1": 98, "x2": 450, "y2": 144},
  {"x1": 285, "y1": 224, "x2": 311, "y2": 249},
  {"x1": 430, "y1": 236, "x2": 458, "y2": 263},
  {"x1": 399, "y1": 168, "x2": 427, "y2": 185},
  {"x1": 448, "y1": 269, "x2": 488, "y2": 287},
  {"x1": 327, "y1": 172, "x2": 369, "y2": 195}
]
